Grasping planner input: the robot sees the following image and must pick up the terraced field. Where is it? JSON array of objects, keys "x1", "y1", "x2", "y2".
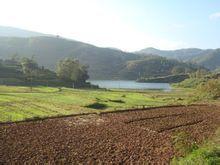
[
  {"x1": 0, "y1": 85, "x2": 194, "y2": 122},
  {"x1": 1, "y1": 105, "x2": 219, "y2": 164}
]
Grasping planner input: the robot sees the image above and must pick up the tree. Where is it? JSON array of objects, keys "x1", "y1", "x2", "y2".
[
  {"x1": 56, "y1": 58, "x2": 89, "y2": 87},
  {"x1": 197, "y1": 79, "x2": 220, "y2": 99},
  {"x1": 20, "y1": 57, "x2": 39, "y2": 90},
  {"x1": 190, "y1": 69, "x2": 208, "y2": 78},
  {"x1": 171, "y1": 66, "x2": 186, "y2": 75}
]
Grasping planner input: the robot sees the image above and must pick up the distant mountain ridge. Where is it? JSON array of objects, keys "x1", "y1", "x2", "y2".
[
  {"x1": 190, "y1": 49, "x2": 220, "y2": 70},
  {"x1": 136, "y1": 47, "x2": 220, "y2": 70},
  {"x1": 118, "y1": 55, "x2": 203, "y2": 80},
  {"x1": 0, "y1": 26, "x2": 219, "y2": 79},
  {"x1": 137, "y1": 47, "x2": 214, "y2": 61},
  {"x1": 0, "y1": 36, "x2": 139, "y2": 79},
  {"x1": 0, "y1": 26, "x2": 46, "y2": 37},
  {"x1": 0, "y1": 36, "x2": 202, "y2": 80}
]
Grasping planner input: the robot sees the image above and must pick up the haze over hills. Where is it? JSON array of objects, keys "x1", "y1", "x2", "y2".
[
  {"x1": 0, "y1": 26, "x2": 46, "y2": 37},
  {"x1": 0, "y1": 36, "x2": 202, "y2": 80},
  {"x1": 137, "y1": 47, "x2": 220, "y2": 70},
  {"x1": 0, "y1": 26, "x2": 219, "y2": 79},
  {"x1": 0, "y1": 26, "x2": 122, "y2": 52},
  {"x1": 190, "y1": 49, "x2": 220, "y2": 70},
  {"x1": 118, "y1": 55, "x2": 202, "y2": 80},
  {"x1": 0, "y1": 36, "x2": 139, "y2": 79},
  {"x1": 137, "y1": 47, "x2": 214, "y2": 62}
]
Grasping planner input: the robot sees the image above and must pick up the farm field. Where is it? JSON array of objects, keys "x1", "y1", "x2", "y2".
[
  {"x1": 0, "y1": 85, "x2": 194, "y2": 123},
  {"x1": 1, "y1": 105, "x2": 220, "y2": 164}
]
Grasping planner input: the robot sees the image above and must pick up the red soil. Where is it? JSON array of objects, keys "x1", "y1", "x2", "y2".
[{"x1": 0, "y1": 105, "x2": 220, "y2": 164}]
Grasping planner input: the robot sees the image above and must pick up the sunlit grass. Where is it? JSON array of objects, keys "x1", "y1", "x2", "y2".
[
  {"x1": 172, "y1": 129, "x2": 220, "y2": 165},
  {"x1": 0, "y1": 85, "x2": 195, "y2": 122}
]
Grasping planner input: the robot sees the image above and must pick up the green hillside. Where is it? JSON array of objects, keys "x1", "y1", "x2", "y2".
[
  {"x1": 137, "y1": 47, "x2": 220, "y2": 71},
  {"x1": 191, "y1": 49, "x2": 220, "y2": 70},
  {"x1": 0, "y1": 36, "x2": 205, "y2": 80},
  {"x1": 136, "y1": 47, "x2": 214, "y2": 61},
  {"x1": 118, "y1": 56, "x2": 202, "y2": 80},
  {"x1": 0, "y1": 36, "x2": 139, "y2": 79},
  {"x1": 0, "y1": 58, "x2": 65, "y2": 87}
]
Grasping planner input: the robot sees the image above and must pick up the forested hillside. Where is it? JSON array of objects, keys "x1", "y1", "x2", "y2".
[
  {"x1": 191, "y1": 49, "x2": 220, "y2": 70},
  {"x1": 118, "y1": 56, "x2": 203, "y2": 80},
  {"x1": 0, "y1": 36, "x2": 208, "y2": 80},
  {"x1": 0, "y1": 36, "x2": 139, "y2": 79},
  {"x1": 137, "y1": 47, "x2": 213, "y2": 61},
  {"x1": 0, "y1": 58, "x2": 58, "y2": 86},
  {"x1": 137, "y1": 47, "x2": 220, "y2": 71},
  {"x1": 0, "y1": 57, "x2": 92, "y2": 88}
]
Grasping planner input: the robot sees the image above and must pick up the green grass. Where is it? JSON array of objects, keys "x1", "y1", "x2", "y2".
[
  {"x1": 173, "y1": 78, "x2": 207, "y2": 88},
  {"x1": 0, "y1": 85, "x2": 194, "y2": 122},
  {"x1": 172, "y1": 129, "x2": 220, "y2": 165}
]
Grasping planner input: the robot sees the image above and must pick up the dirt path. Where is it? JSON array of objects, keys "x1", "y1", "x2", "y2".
[{"x1": 0, "y1": 105, "x2": 220, "y2": 164}]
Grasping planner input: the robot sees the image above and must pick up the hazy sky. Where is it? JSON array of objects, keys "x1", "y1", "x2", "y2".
[{"x1": 0, "y1": 0, "x2": 220, "y2": 51}]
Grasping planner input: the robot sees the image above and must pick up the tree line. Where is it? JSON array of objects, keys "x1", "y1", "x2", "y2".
[{"x1": 0, "y1": 56, "x2": 91, "y2": 88}]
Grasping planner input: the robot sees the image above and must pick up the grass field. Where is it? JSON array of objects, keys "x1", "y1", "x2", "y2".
[
  {"x1": 0, "y1": 85, "x2": 194, "y2": 122},
  {"x1": 1, "y1": 85, "x2": 219, "y2": 164},
  {"x1": 172, "y1": 128, "x2": 220, "y2": 164}
]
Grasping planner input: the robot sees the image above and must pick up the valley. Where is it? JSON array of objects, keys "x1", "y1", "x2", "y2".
[{"x1": 0, "y1": 21, "x2": 220, "y2": 164}]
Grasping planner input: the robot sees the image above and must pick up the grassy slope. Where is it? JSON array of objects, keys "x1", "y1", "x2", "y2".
[
  {"x1": 172, "y1": 78, "x2": 220, "y2": 164},
  {"x1": 0, "y1": 85, "x2": 193, "y2": 122},
  {"x1": 172, "y1": 129, "x2": 220, "y2": 164}
]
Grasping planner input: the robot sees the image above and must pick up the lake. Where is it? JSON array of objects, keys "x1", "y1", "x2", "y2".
[{"x1": 88, "y1": 80, "x2": 171, "y2": 91}]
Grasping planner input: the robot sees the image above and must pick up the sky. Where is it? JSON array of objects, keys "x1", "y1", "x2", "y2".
[{"x1": 0, "y1": 0, "x2": 220, "y2": 51}]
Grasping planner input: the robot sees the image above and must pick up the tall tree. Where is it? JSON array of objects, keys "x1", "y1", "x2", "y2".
[
  {"x1": 20, "y1": 57, "x2": 38, "y2": 90},
  {"x1": 56, "y1": 58, "x2": 89, "y2": 87}
]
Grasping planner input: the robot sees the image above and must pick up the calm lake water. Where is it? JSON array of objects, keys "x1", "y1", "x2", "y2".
[{"x1": 88, "y1": 80, "x2": 171, "y2": 91}]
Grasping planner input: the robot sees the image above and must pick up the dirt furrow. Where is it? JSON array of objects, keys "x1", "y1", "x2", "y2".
[
  {"x1": 124, "y1": 112, "x2": 197, "y2": 124},
  {"x1": 0, "y1": 105, "x2": 220, "y2": 164},
  {"x1": 158, "y1": 119, "x2": 204, "y2": 133}
]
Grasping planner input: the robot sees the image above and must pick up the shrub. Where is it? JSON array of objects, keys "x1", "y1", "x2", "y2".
[
  {"x1": 172, "y1": 132, "x2": 198, "y2": 157},
  {"x1": 172, "y1": 129, "x2": 220, "y2": 165},
  {"x1": 173, "y1": 78, "x2": 207, "y2": 88},
  {"x1": 197, "y1": 79, "x2": 220, "y2": 99}
]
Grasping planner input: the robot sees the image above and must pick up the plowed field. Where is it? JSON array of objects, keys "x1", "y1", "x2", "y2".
[{"x1": 1, "y1": 105, "x2": 220, "y2": 164}]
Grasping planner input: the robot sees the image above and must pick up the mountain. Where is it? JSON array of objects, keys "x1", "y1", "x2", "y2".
[
  {"x1": 0, "y1": 36, "x2": 201, "y2": 80},
  {"x1": 191, "y1": 49, "x2": 220, "y2": 70},
  {"x1": 0, "y1": 26, "x2": 210, "y2": 79},
  {"x1": 118, "y1": 55, "x2": 203, "y2": 80},
  {"x1": 137, "y1": 47, "x2": 214, "y2": 62},
  {"x1": 136, "y1": 47, "x2": 220, "y2": 70},
  {"x1": 0, "y1": 26, "x2": 46, "y2": 37},
  {"x1": 0, "y1": 36, "x2": 139, "y2": 79}
]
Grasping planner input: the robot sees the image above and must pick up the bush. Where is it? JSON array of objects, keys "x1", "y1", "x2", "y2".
[
  {"x1": 197, "y1": 79, "x2": 220, "y2": 99},
  {"x1": 172, "y1": 132, "x2": 198, "y2": 156},
  {"x1": 172, "y1": 129, "x2": 220, "y2": 165},
  {"x1": 173, "y1": 78, "x2": 207, "y2": 88}
]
